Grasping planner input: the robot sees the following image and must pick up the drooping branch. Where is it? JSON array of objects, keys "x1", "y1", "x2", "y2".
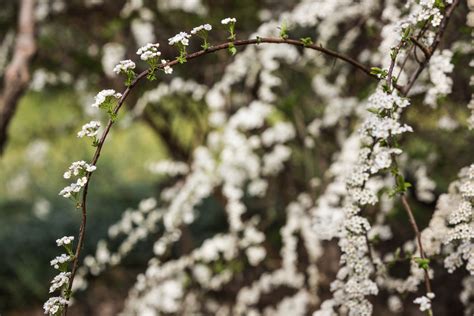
[
  {"x1": 62, "y1": 35, "x2": 378, "y2": 315},
  {"x1": 64, "y1": 1, "x2": 460, "y2": 304},
  {"x1": 0, "y1": 0, "x2": 36, "y2": 155}
]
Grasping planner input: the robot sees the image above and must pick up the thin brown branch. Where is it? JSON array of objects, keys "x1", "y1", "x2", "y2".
[
  {"x1": 401, "y1": 195, "x2": 432, "y2": 293},
  {"x1": 410, "y1": 36, "x2": 431, "y2": 59},
  {"x1": 0, "y1": 0, "x2": 36, "y2": 155}
]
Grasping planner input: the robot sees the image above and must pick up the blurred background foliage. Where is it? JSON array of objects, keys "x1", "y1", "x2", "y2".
[{"x1": 0, "y1": 0, "x2": 471, "y2": 315}]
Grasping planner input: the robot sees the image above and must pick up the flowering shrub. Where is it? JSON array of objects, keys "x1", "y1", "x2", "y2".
[{"x1": 5, "y1": 0, "x2": 467, "y2": 315}]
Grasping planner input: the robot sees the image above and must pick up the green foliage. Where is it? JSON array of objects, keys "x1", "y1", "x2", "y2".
[
  {"x1": 370, "y1": 67, "x2": 388, "y2": 79},
  {"x1": 279, "y1": 20, "x2": 289, "y2": 39},
  {"x1": 228, "y1": 43, "x2": 237, "y2": 56},
  {"x1": 300, "y1": 37, "x2": 313, "y2": 46}
]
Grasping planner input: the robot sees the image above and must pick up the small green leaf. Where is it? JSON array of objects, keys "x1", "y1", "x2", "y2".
[
  {"x1": 370, "y1": 67, "x2": 388, "y2": 79},
  {"x1": 434, "y1": 0, "x2": 445, "y2": 9},
  {"x1": 414, "y1": 257, "x2": 430, "y2": 270},
  {"x1": 300, "y1": 37, "x2": 313, "y2": 46},
  {"x1": 279, "y1": 20, "x2": 289, "y2": 39},
  {"x1": 228, "y1": 43, "x2": 237, "y2": 56}
]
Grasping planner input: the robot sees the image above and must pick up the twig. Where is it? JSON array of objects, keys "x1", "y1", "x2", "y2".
[
  {"x1": 401, "y1": 195, "x2": 432, "y2": 293},
  {"x1": 410, "y1": 36, "x2": 431, "y2": 59}
]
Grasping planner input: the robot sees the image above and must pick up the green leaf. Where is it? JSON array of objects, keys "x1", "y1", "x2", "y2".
[
  {"x1": 414, "y1": 257, "x2": 430, "y2": 270},
  {"x1": 370, "y1": 67, "x2": 388, "y2": 79},
  {"x1": 279, "y1": 20, "x2": 289, "y2": 39},
  {"x1": 434, "y1": 0, "x2": 445, "y2": 9},
  {"x1": 300, "y1": 37, "x2": 313, "y2": 46}
]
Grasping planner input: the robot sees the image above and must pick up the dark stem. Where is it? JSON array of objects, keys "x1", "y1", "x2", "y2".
[{"x1": 401, "y1": 195, "x2": 432, "y2": 293}]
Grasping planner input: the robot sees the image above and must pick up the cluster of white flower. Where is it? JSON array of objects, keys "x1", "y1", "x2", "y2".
[
  {"x1": 417, "y1": 0, "x2": 443, "y2": 27},
  {"x1": 49, "y1": 272, "x2": 71, "y2": 293},
  {"x1": 190, "y1": 24, "x2": 212, "y2": 34},
  {"x1": 91, "y1": 89, "x2": 122, "y2": 108},
  {"x1": 161, "y1": 59, "x2": 173, "y2": 74},
  {"x1": 59, "y1": 161, "x2": 96, "y2": 198},
  {"x1": 43, "y1": 296, "x2": 69, "y2": 315},
  {"x1": 112, "y1": 59, "x2": 136, "y2": 74},
  {"x1": 50, "y1": 254, "x2": 72, "y2": 269},
  {"x1": 414, "y1": 292, "x2": 435, "y2": 312},
  {"x1": 77, "y1": 120, "x2": 100, "y2": 138},
  {"x1": 136, "y1": 43, "x2": 161, "y2": 61},
  {"x1": 221, "y1": 17, "x2": 236, "y2": 25},
  {"x1": 44, "y1": 235, "x2": 76, "y2": 314},
  {"x1": 322, "y1": 15, "x2": 421, "y2": 308},
  {"x1": 368, "y1": 88, "x2": 410, "y2": 111},
  {"x1": 168, "y1": 32, "x2": 191, "y2": 46},
  {"x1": 444, "y1": 164, "x2": 474, "y2": 274},
  {"x1": 63, "y1": 161, "x2": 96, "y2": 179},
  {"x1": 361, "y1": 114, "x2": 413, "y2": 139},
  {"x1": 56, "y1": 236, "x2": 74, "y2": 247},
  {"x1": 414, "y1": 165, "x2": 436, "y2": 202}
]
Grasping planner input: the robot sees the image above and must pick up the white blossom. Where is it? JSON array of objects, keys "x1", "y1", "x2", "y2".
[
  {"x1": 136, "y1": 43, "x2": 161, "y2": 61},
  {"x1": 91, "y1": 89, "x2": 122, "y2": 108},
  {"x1": 49, "y1": 272, "x2": 71, "y2": 293},
  {"x1": 50, "y1": 254, "x2": 72, "y2": 269},
  {"x1": 161, "y1": 59, "x2": 173, "y2": 74},
  {"x1": 413, "y1": 293, "x2": 435, "y2": 312},
  {"x1": 56, "y1": 236, "x2": 74, "y2": 247},
  {"x1": 43, "y1": 296, "x2": 69, "y2": 315},
  {"x1": 168, "y1": 32, "x2": 191, "y2": 46},
  {"x1": 77, "y1": 120, "x2": 101, "y2": 138},
  {"x1": 191, "y1": 24, "x2": 212, "y2": 34},
  {"x1": 221, "y1": 17, "x2": 236, "y2": 25},
  {"x1": 113, "y1": 59, "x2": 136, "y2": 74}
]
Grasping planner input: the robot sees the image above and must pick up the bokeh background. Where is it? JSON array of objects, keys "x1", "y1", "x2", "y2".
[{"x1": 0, "y1": 0, "x2": 472, "y2": 315}]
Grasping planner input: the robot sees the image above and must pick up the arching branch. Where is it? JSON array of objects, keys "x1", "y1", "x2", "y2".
[{"x1": 63, "y1": 35, "x2": 378, "y2": 315}]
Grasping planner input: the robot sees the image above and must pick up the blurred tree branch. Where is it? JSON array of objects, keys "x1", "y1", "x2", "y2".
[{"x1": 0, "y1": 0, "x2": 36, "y2": 155}]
